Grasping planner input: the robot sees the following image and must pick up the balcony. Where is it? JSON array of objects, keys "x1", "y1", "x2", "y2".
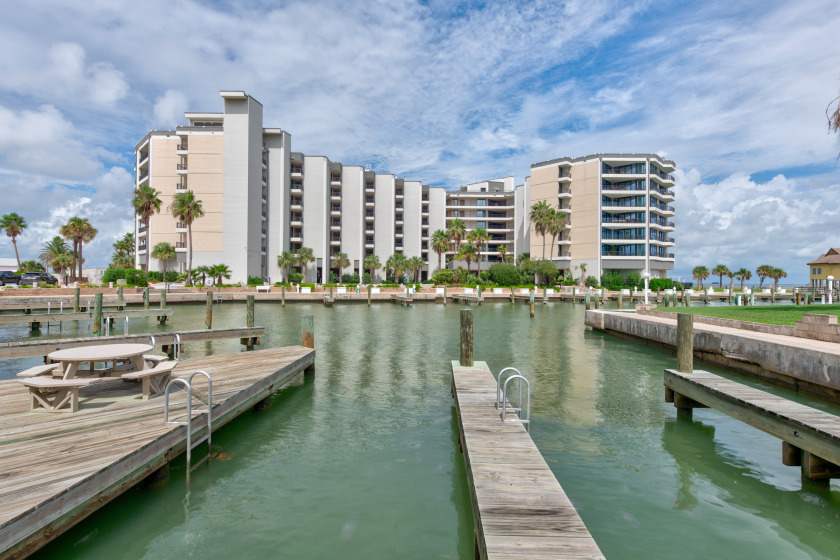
[
  {"x1": 138, "y1": 172, "x2": 149, "y2": 184},
  {"x1": 365, "y1": 228, "x2": 375, "y2": 235},
  {"x1": 137, "y1": 244, "x2": 147, "y2": 253},
  {"x1": 602, "y1": 249, "x2": 645, "y2": 257},
  {"x1": 290, "y1": 220, "x2": 302, "y2": 227},
  {"x1": 290, "y1": 235, "x2": 303, "y2": 243},
  {"x1": 175, "y1": 242, "x2": 187, "y2": 251},
  {"x1": 176, "y1": 183, "x2": 187, "y2": 192},
  {"x1": 330, "y1": 175, "x2": 341, "y2": 185},
  {"x1": 365, "y1": 242, "x2": 375, "y2": 249},
  {"x1": 650, "y1": 168, "x2": 675, "y2": 183},
  {"x1": 330, "y1": 221, "x2": 341, "y2": 231},
  {"x1": 395, "y1": 219, "x2": 404, "y2": 226},
  {"x1": 602, "y1": 180, "x2": 646, "y2": 192},
  {"x1": 365, "y1": 198, "x2": 375, "y2": 207},
  {"x1": 558, "y1": 186, "x2": 571, "y2": 197},
  {"x1": 558, "y1": 170, "x2": 571, "y2": 182},
  {"x1": 365, "y1": 213, "x2": 375, "y2": 222},
  {"x1": 422, "y1": 196, "x2": 429, "y2": 202},
  {"x1": 650, "y1": 185, "x2": 675, "y2": 200},
  {"x1": 176, "y1": 144, "x2": 188, "y2": 155},
  {"x1": 330, "y1": 237, "x2": 341, "y2": 246},
  {"x1": 176, "y1": 164, "x2": 187, "y2": 174},
  {"x1": 365, "y1": 183, "x2": 375, "y2": 193},
  {"x1": 138, "y1": 223, "x2": 147, "y2": 233},
  {"x1": 602, "y1": 162, "x2": 646, "y2": 175},
  {"x1": 291, "y1": 166, "x2": 303, "y2": 175},
  {"x1": 395, "y1": 230, "x2": 404, "y2": 238},
  {"x1": 175, "y1": 222, "x2": 187, "y2": 232},
  {"x1": 330, "y1": 191, "x2": 341, "y2": 201},
  {"x1": 602, "y1": 216, "x2": 645, "y2": 224},
  {"x1": 395, "y1": 190, "x2": 404, "y2": 200},
  {"x1": 290, "y1": 201, "x2": 303, "y2": 211}
]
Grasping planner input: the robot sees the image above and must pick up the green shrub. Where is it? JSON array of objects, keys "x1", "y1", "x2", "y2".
[
  {"x1": 273, "y1": 281, "x2": 291, "y2": 287},
  {"x1": 585, "y1": 275, "x2": 599, "y2": 288},
  {"x1": 299, "y1": 283, "x2": 315, "y2": 288},
  {"x1": 649, "y1": 278, "x2": 676, "y2": 291},
  {"x1": 247, "y1": 276, "x2": 264, "y2": 286},
  {"x1": 625, "y1": 271, "x2": 642, "y2": 289},
  {"x1": 431, "y1": 269, "x2": 455, "y2": 285},
  {"x1": 532, "y1": 260, "x2": 559, "y2": 285},
  {"x1": 342, "y1": 273, "x2": 360, "y2": 284},
  {"x1": 488, "y1": 263, "x2": 521, "y2": 287},
  {"x1": 288, "y1": 271, "x2": 304, "y2": 284},
  {"x1": 600, "y1": 271, "x2": 624, "y2": 291},
  {"x1": 363, "y1": 273, "x2": 372, "y2": 284}
]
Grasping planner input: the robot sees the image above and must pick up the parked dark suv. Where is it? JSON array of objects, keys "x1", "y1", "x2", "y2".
[
  {"x1": 18, "y1": 272, "x2": 58, "y2": 286},
  {"x1": 0, "y1": 271, "x2": 20, "y2": 285}
]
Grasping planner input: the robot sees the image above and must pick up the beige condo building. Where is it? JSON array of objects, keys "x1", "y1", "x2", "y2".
[
  {"x1": 528, "y1": 154, "x2": 676, "y2": 280},
  {"x1": 134, "y1": 91, "x2": 447, "y2": 283}
]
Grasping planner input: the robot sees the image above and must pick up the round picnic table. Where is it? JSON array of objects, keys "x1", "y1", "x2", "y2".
[{"x1": 48, "y1": 344, "x2": 153, "y2": 380}]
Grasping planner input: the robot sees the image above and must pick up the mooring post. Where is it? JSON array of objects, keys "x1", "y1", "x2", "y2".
[
  {"x1": 572, "y1": 286, "x2": 576, "y2": 303},
  {"x1": 281, "y1": 285, "x2": 286, "y2": 307},
  {"x1": 460, "y1": 309, "x2": 473, "y2": 367},
  {"x1": 685, "y1": 290, "x2": 691, "y2": 307},
  {"x1": 205, "y1": 291, "x2": 213, "y2": 329},
  {"x1": 510, "y1": 286, "x2": 514, "y2": 303},
  {"x1": 143, "y1": 287, "x2": 150, "y2": 309},
  {"x1": 368, "y1": 283, "x2": 372, "y2": 306},
  {"x1": 73, "y1": 286, "x2": 80, "y2": 313},
  {"x1": 796, "y1": 292, "x2": 802, "y2": 305},
  {"x1": 674, "y1": 313, "x2": 696, "y2": 418},
  {"x1": 750, "y1": 292, "x2": 755, "y2": 306},
  {"x1": 160, "y1": 290, "x2": 166, "y2": 309},
  {"x1": 594, "y1": 291, "x2": 600, "y2": 310},
  {"x1": 443, "y1": 283, "x2": 447, "y2": 305},
  {"x1": 617, "y1": 294, "x2": 622, "y2": 309},
  {"x1": 246, "y1": 295, "x2": 255, "y2": 328},
  {"x1": 93, "y1": 292, "x2": 103, "y2": 336},
  {"x1": 584, "y1": 292, "x2": 591, "y2": 310},
  {"x1": 117, "y1": 286, "x2": 124, "y2": 309},
  {"x1": 330, "y1": 285, "x2": 334, "y2": 299},
  {"x1": 529, "y1": 291, "x2": 535, "y2": 317},
  {"x1": 301, "y1": 315, "x2": 315, "y2": 374}
]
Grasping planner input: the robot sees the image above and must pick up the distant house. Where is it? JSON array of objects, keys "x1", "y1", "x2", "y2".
[
  {"x1": 0, "y1": 258, "x2": 17, "y2": 272},
  {"x1": 807, "y1": 248, "x2": 840, "y2": 287},
  {"x1": 82, "y1": 268, "x2": 108, "y2": 286}
]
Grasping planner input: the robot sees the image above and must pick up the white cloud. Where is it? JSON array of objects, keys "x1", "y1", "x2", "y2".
[{"x1": 153, "y1": 90, "x2": 189, "y2": 129}]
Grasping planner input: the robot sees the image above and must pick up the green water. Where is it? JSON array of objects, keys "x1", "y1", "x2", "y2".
[{"x1": 3, "y1": 302, "x2": 840, "y2": 559}]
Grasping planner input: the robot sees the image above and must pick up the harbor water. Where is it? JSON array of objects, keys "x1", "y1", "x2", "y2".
[{"x1": 2, "y1": 301, "x2": 839, "y2": 559}]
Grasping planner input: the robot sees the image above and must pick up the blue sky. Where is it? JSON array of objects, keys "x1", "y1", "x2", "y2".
[{"x1": 0, "y1": 0, "x2": 838, "y2": 283}]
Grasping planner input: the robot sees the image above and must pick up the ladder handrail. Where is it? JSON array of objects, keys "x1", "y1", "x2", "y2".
[
  {"x1": 149, "y1": 335, "x2": 156, "y2": 354},
  {"x1": 173, "y1": 333, "x2": 181, "y2": 360},
  {"x1": 163, "y1": 369, "x2": 213, "y2": 480},
  {"x1": 496, "y1": 367, "x2": 522, "y2": 410},
  {"x1": 501, "y1": 374, "x2": 531, "y2": 432}
]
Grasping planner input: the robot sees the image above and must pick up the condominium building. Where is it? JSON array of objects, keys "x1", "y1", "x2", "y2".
[
  {"x1": 134, "y1": 91, "x2": 446, "y2": 283},
  {"x1": 528, "y1": 154, "x2": 676, "y2": 280},
  {"x1": 445, "y1": 177, "x2": 527, "y2": 269}
]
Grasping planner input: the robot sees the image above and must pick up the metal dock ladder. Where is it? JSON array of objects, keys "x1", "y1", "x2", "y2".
[
  {"x1": 164, "y1": 370, "x2": 213, "y2": 479},
  {"x1": 495, "y1": 367, "x2": 531, "y2": 432}
]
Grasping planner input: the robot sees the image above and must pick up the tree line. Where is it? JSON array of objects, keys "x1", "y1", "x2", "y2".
[{"x1": 691, "y1": 264, "x2": 787, "y2": 291}]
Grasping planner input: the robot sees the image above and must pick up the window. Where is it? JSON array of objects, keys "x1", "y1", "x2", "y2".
[
  {"x1": 477, "y1": 221, "x2": 486, "y2": 229},
  {"x1": 451, "y1": 199, "x2": 458, "y2": 206},
  {"x1": 477, "y1": 210, "x2": 485, "y2": 218},
  {"x1": 476, "y1": 199, "x2": 487, "y2": 206},
  {"x1": 814, "y1": 267, "x2": 822, "y2": 275},
  {"x1": 453, "y1": 210, "x2": 459, "y2": 217}
]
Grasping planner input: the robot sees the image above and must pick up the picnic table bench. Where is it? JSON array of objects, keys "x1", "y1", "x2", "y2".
[
  {"x1": 121, "y1": 360, "x2": 179, "y2": 400},
  {"x1": 21, "y1": 377, "x2": 103, "y2": 412}
]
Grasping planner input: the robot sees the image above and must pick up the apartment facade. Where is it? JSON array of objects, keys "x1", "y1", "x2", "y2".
[
  {"x1": 529, "y1": 154, "x2": 676, "y2": 280},
  {"x1": 135, "y1": 91, "x2": 446, "y2": 283}
]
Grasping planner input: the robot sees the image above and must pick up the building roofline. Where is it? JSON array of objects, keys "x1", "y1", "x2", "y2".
[
  {"x1": 134, "y1": 130, "x2": 175, "y2": 151},
  {"x1": 531, "y1": 153, "x2": 676, "y2": 169}
]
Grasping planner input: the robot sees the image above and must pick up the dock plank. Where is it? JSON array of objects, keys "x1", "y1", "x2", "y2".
[
  {"x1": 452, "y1": 360, "x2": 604, "y2": 559},
  {"x1": 0, "y1": 345, "x2": 314, "y2": 559}
]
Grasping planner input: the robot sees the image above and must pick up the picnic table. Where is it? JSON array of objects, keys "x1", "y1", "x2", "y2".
[{"x1": 48, "y1": 343, "x2": 152, "y2": 380}]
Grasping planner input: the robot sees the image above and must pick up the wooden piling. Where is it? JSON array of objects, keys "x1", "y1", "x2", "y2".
[
  {"x1": 301, "y1": 315, "x2": 315, "y2": 378},
  {"x1": 246, "y1": 295, "x2": 255, "y2": 328},
  {"x1": 750, "y1": 292, "x2": 755, "y2": 306},
  {"x1": 584, "y1": 292, "x2": 590, "y2": 310},
  {"x1": 205, "y1": 291, "x2": 213, "y2": 329},
  {"x1": 460, "y1": 309, "x2": 473, "y2": 367},
  {"x1": 594, "y1": 291, "x2": 600, "y2": 310},
  {"x1": 93, "y1": 293, "x2": 103, "y2": 336},
  {"x1": 529, "y1": 291, "x2": 535, "y2": 317},
  {"x1": 281, "y1": 285, "x2": 286, "y2": 307},
  {"x1": 73, "y1": 287, "x2": 80, "y2": 313},
  {"x1": 330, "y1": 285, "x2": 334, "y2": 299},
  {"x1": 617, "y1": 294, "x2": 622, "y2": 309},
  {"x1": 160, "y1": 290, "x2": 166, "y2": 309},
  {"x1": 443, "y1": 284, "x2": 447, "y2": 305},
  {"x1": 685, "y1": 290, "x2": 691, "y2": 307},
  {"x1": 367, "y1": 284, "x2": 371, "y2": 305},
  {"x1": 796, "y1": 292, "x2": 802, "y2": 305},
  {"x1": 677, "y1": 312, "x2": 693, "y2": 373},
  {"x1": 117, "y1": 287, "x2": 124, "y2": 309},
  {"x1": 143, "y1": 287, "x2": 149, "y2": 309}
]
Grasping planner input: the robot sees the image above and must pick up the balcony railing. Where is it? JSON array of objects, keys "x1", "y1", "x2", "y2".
[
  {"x1": 651, "y1": 167, "x2": 675, "y2": 181},
  {"x1": 291, "y1": 166, "x2": 303, "y2": 174},
  {"x1": 650, "y1": 185, "x2": 675, "y2": 196},
  {"x1": 603, "y1": 232, "x2": 645, "y2": 240},
  {"x1": 176, "y1": 222, "x2": 186, "y2": 229},
  {"x1": 138, "y1": 244, "x2": 147, "y2": 251},
  {"x1": 602, "y1": 181, "x2": 645, "y2": 191},
  {"x1": 176, "y1": 183, "x2": 187, "y2": 191},
  {"x1": 175, "y1": 242, "x2": 187, "y2": 248},
  {"x1": 138, "y1": 173, "x2": 149, "y2": 183},
  {"x1": 603, "y1": 216, "x2": 645, "y2": 224},
  {"x1": 602, "y1": 162, "x2": 646, "y2": 175},
  {"x1": 177, "y1": 144, "x2": 187, "y2": 151},
  {"x1": 330, "y1": 175, "x2": 341, "y2": 183},
  {"x1": 138, "y1": 223, "x2": 147, "y2": 232},
  {"x1": 176, "y1": 164, "x2": 187, "y2": 170},
  {"x1": 602, "y1": 248, "x2": 645, "y2": 257}
]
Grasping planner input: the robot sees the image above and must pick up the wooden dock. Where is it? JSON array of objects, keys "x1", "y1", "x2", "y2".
[
  {"x1": 664, "y1": 368, "x2": 840, "y2": 482},
  {"x1": 0, "y1": 308, "x2": 173, "y2": 327},
  {"x1": 0, "y1": 346, "x2": 315, "y2": 559},
  {"x1": 390, "y1": 294, "x2": 413, "y2": 305},
  {"x1": 451, "y1": 293, "x2": 484, "y2": 305},
  {"x1": 451, "y1": 360, "x2": 604, "y2": 559},
  {"x1": 0, "y1": 327, "x2": 265, "y2": 360}
]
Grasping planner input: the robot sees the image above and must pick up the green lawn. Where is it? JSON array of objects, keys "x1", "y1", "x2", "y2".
[{"x1": 652, "y1": 304, "x2": 840, "y2": 326}]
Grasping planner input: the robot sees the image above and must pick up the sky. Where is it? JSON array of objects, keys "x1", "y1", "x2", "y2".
[{"x1": 0, "y1": 0, "x2": 838, "y2": 283}]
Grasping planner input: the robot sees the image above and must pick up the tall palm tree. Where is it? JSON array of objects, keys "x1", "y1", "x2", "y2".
[
  {"x1": 446, "y1": 218, "x2": 467, "y2": 253},
  {"x1": 0, "y1": 212, "x2": 27, "y2": 269},
  {"x1": 132, "y1": 185, "x2": 162, "y2": 271},
  {"x1": 456, "y1": 245, "x2": 477, "y2": 278},
  {"x1": 61, "y1": 217, "x2": 97, "y2": 282},
  {"x1": 276, "y1": 251, "x2": 296, "y2": 282},
  {"x1": 692, "y1": 266, "x2": 709, "y2": 290},
  {"x1": 39, "y1": 236, "x2": 70, "y2": 271},
  {"x1": 734, "y1": 268, "x2": 752, "y2": 291},
  {"x1": 19, "y1": 259, "x2": 44, "y2": 272},
  {"x1": 364, "y1": 254, "x2": 381, "y2": 283},
  {"x1": 726, "y1": 269, "x2": 735, "y2": 293},
  {"x1": 469, "y1": 226, "x2": 490, "y2": 268},
  {"x1": 431, "y1": 229, "x2": 449, "y2": 272},
  {"x1": 151, "y1": 242, "x2": 176, "y2": 284},
  {"x1": 755, "y1": 264, "x2": 773, "y2": 289},
  {"x1": 332, "y1": 251, "x2": 350, "y2": 282},
  {"x1": 193, "y1": 265, "x2": 211, "y2": 287},
  {"x1": 770, "y1": 267, "x2": 787, "y2": 290},
  {"x1": 170, "y1": 190, "x2": 204, "y2": 284},
  {"x1": 546, "y1": 209, "x2": 567, "y2": 259},
  {"x1": 529, "y1": 201, "x2": 552, "y2": 260},
  {"x1": 296, "y1": 247, "x2": 315, "y2": 282},
  {"x1": 53, "y1": 253, "x2": 74, "y2": 284},
  {"x1": 386, "y1": 253, "x2": 408, "y2": 283},
  {"x1": 711, "y1": 264, "x2": 730, "y2": 288},
  {"x1": 408, "y1": 256, "x2": 425, "y2": 283}
]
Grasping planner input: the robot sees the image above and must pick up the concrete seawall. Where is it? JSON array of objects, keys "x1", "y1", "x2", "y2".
[{"x1": 585, "y1": 309, "x2": 840, "y2": 402}]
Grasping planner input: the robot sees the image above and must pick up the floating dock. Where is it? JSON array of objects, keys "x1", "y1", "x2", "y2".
[
  {"x1": 451, "y1": 360, "x2": 604, "y2": 559},
  {"x1": 0, "y1": 346, "x2": 315, "y2": 559}
]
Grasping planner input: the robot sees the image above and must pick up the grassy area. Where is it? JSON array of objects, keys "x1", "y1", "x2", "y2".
[{"x1": 652, "y1": 304, "x2": 840, "y2": 326}]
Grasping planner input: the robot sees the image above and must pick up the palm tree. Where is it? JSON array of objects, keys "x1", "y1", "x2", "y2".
[
  {"x1": 469, "y1": 226, "x2": 490, "y2": 267},
  {"x1": 446, "y1": 218, "x2": 467, "y2": 253},
  {"x1": 112, "y1": 233, "x2": 134, "y2": 261},
  {"x1": 711, "y1": 264, "x2": 730, "y2": 288},
  {"x1": 692, "y1": 266, "x2": 709, "y2": 290},
  {"x1": 577, "y1": 262, "x2": 587, "y2": 286},
  {"x1": 332, "y1": 251, "x2": 350, "y2": 282},
  {"x1": 53, "y1": 253, "x2": 74, "y2": 284},
  {"x1": 431, "y1": 229, "x2": 449, "y2": 272},
  {"x1": 276, "y1": 251, "x2": 297, "y2": 282},
  {"x1": 456, "y1": 245, "x2": 477, "y2": 279},
  {"x1": 39, "y1": 236, "x2": 70, "y2": 271},
  {"x1": 296, "y1": 247, "x2": 315, "y2": 282},
  {"x1": 209, "y1": 264, "x2": 232, "y2": 286},
  {"x1": 193, "y1": 265, "x2": 211, "y2": 287},
  {"x1": 19, "y1": 259, "x2": 44, "y2": 272},
  {"x1": 497, "y1": 244, "x2": 509, "y2": 263},
  {"x1": 60, "y1": 217, "x2": 97, "y2": 282},
  {"x1": 726, "y1": 268, "x2": 735, "y2": 293},
  {"x1": 770, "y1": 267, "x2": 787, "y2": 291},
  {"x1": 132, "y1": 185, "x2": 162, "y2": 272},
  {"x1": 408, "y1": 256, "x2": 425, "y2": 283},
  {"x1": 547, "y1": 209, "x2": 567, "y2": 259},
  {"x1": 170, "y1": 190, "x2": 204, "y2": 284},
  {"x1": 734, "y1": 268, "x2": 752, "y2": 291},
  {"x1": 364, "y1": 254, "x2": 381, "y2": 283},
  {"x1": 386, "y1": 253, "x2": 408, "y2": 283},
  {"x1": 529, "y1": 201, "x2": 552, "y2": 260},
  {"x1": 0, "y1": 212, "x2": 27, "y2": 269},
  {"x1": 756, "y1": 264, "x2": 773, "y2": 289},
  {"x1": 151, "y1": 242, "x2": 176, "y2": 284}
]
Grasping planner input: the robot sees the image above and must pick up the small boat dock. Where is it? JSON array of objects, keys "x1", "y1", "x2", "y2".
[{"x1": 0, "y1": 345, "x2": 315, "y2": 559}]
